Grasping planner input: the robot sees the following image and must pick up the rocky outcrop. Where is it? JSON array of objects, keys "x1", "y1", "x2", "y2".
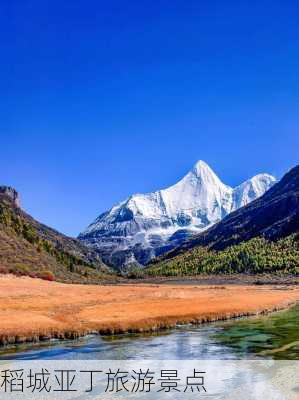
[{"x1": 0, "y1": 186, "x2": 21, "y2": 208}]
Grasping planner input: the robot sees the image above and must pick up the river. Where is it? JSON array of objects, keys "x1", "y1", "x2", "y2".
[{"x1": 1, "y1": 304, "x2": 298, "y2": 361}]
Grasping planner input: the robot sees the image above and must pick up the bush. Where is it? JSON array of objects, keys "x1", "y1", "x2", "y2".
[
  {"x1": 13, "y1": 264, "x2": 30, "y2": 276},
  {"x1": 0, "y1": 265, "x2": 9, "y2": 274},
  {"x1": 37, "y1": 270, "x2": 55, "y2": 281},
  {"x1": 126, "y1": 269, "x2": 145, "y2": 279}
]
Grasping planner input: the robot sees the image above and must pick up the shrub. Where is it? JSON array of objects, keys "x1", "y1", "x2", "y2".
[
  {"x1": 37, "y1": 270, "x2": 55, "y2": 281},
  {"x1": 13, "y1": 264, "x2": 30, "y2": 276},
  {"x1": 126, "y1": 269, "x2": 145, "y2": 279},
  {"x1": 0, "y1": 265, "x2": 9, "y2": 274}
]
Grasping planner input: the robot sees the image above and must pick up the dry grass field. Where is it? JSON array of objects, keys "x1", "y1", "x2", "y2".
[{"x1": 0, "y1": 274, "x2": 298, "y2": 346}]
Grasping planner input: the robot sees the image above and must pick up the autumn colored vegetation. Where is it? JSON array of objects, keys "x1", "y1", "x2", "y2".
[{"x1": 0, "y1": 275, "x2": 299, "y2": 346}]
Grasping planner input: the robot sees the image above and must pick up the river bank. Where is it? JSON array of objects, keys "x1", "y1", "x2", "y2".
[{"x1": 0, "y1": 275, "x2": 298, "y2": 347}]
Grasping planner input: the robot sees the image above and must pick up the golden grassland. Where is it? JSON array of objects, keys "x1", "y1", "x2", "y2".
[{"x1": 0, "y1": 274, "x2": 298, "y2": 346}]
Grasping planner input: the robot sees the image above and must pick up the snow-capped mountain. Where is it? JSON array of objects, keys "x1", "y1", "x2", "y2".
[{"x1": 78, "y1": 161, "x2": 276, "y2": 268}]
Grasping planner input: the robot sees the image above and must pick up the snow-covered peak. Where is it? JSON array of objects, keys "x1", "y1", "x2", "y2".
[
  {"x1": 192, "y1": 160, "x2": 216, "y2": 178},
  {"x1": 193, "y1": 159, "x2": 211, "y2": 174},
  {"x1": 249, "y1": 173, "x2": 276, "y2": 192},
  {"x1": 232, "y1": 173, "x2": 276, "y2": 209},
  {"x1": 190, "y1": 160, "x2": 227, "y2": 186},
  {"x1": 83, "y1": 162, "x2": 277, "y2": 234},
  {"x1": 158, "y1": 160, "x2": 232, "y2": 222},
  {"x1": 191, "y1": 160, "x2": 232, "y2": 191},
  {"x1": 79, "y1": 161, "x2": 276, "y2": 267}
]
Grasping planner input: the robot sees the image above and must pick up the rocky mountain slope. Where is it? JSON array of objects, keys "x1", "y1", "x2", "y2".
[
  {"x1": 79, "y1": 160, "x2": 276, "y2": 268},
  {"x1": 161, "y1": 164, "x2": 299, "y2": 258},
  {"x1": 0, "y1": 186, "x2": 111, "y2": 282},
  {"x1": 146, "y1": 165, "x2": 299, "y2": 276}
]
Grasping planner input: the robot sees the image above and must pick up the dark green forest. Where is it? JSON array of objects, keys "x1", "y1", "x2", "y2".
[{"x1": 147, "y1": 234, "x2": 299, "y2": 276}]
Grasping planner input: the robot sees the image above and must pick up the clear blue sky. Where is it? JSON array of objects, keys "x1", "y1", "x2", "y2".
[{"x1": 1, "y1": 0, "x2": 299, "y2": 236}]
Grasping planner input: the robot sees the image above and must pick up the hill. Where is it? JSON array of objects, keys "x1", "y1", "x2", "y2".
[{"x1": 0, "y1": 186, "x2": 112, "y2": 283}]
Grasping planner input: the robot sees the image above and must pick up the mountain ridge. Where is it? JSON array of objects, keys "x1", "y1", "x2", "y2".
[
  {"x1": 153, "y1": 164, "x2": 299, "y2": 264},
  {"x1": 0, "y1": 187, "x2": 112, "y2": 282},
  {"x1": 146, "y1": 165, "x2": 299, "y2": 277},
  {"x1": 79, "y1": 160, "x2": 276, "y2": 268}
]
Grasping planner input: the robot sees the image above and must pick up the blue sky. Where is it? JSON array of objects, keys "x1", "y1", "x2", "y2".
[{"x1": 1, "y1": 0, "x2": 299, "y2": 236}]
